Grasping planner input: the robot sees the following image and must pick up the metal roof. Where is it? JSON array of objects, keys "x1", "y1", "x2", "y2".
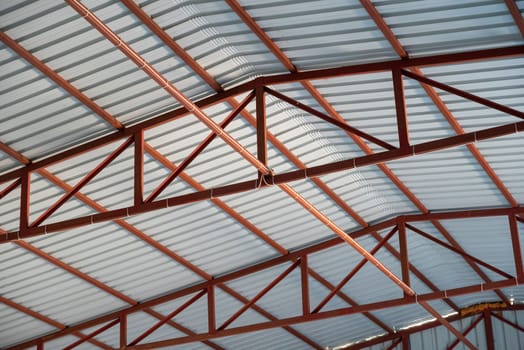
[{"x1": 1, "y1": 0, "x2": 524, "y2": 349}]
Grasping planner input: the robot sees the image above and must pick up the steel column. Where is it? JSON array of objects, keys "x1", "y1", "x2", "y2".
[
  {"x1": 19, "y1": 170, "x2": 29, "y2": 232},
  {"x1": 134, "y1": 131, "x2": 144, "y2": 207},
  {"x1": 484, "y1": 310, "x2": 495, "y2": 350},
  {"x1": 392, "y1": 68, "x2": 410, "y2": 149},
  {"x1": 256, "y1": 84, "x2": 267, "y2": 177},
  {"x1": 398, "y1": 220, "x2": 411, "y2": 297},
  {"x1": 301, "y1": 255, "x2": 310, "y2": 316},
  {"x1": 120, "y1": 314, "x2": 127, "y2": 350},
  {"x1": 509, "y1": 213, "x2": 524, "y2": 282},
  {"x1": 208, "y1": 286, "x2": 216, "y2": 333}
]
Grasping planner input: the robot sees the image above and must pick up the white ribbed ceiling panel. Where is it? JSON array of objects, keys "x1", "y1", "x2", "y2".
[
  {"x1": 239, "y1": 0, "x2": 399, "y2": 69},
  {"x1": 375, "y1": 0, "x2": 523, "y2": 56}
]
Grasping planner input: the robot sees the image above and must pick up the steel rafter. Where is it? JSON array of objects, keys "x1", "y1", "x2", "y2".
[{"x1": 6, "y1": 209, "x2": 523, "y2": 350}]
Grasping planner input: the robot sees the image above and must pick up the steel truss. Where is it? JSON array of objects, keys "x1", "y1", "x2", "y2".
[
  {"x1": 7, "y1": 210, "x2": 523, "y2": 349},
  {"x1": 1, "y1": 0, "x2": 524, "y2": 349}
]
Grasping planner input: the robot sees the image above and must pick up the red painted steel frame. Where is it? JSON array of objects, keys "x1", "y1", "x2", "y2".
[
  {"x1": 0, "y1": 43, "x2": 522, "y2": 185},
  {"x1": 2, "y1": 121, "x2": 523, "y2": 244},
  {"x1": 7, "y1": 209, "x2": 523, "y2": 350}
]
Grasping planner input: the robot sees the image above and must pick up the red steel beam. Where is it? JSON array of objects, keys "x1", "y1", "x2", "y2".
[
  {"x1": 278, "y1": 183, "x2": 414, "y2": 296},
  {"x1": 401, "y1": 335, "x2": 410, "y2": 350},
  {"x1": 398, "y1": 220, "x2": 411, "y2": 297},
  {"x1": 8, "y1": 214, "x2": 520, "y2": 350},
  {"x1": 3, "y1": 120, "x2": 522, "y2": 243},
  {"x1": 0, "y1": 178, "x2": 20, "y2": 200},
  {"x1": 129, "y1": 290, "x2": 207, "y2": 346},
  {"x1": 0, "y1": 32, "x2": 123, "y2": 130},
  {"x1": 256, "y1": 84, "x2": 267, "y2": 176},
  {"x1": 19, "y1": 170, "x2": 29, "y2": 231},
  {"x1": 218, "y1": 261, "x2": 300, "y2": 331},
  {"x1": 66, "y1": 0, "x2": 268, "y2": 176},
  {"x1": 402, "y1": 69, "x2": 524, "y2": 120},
  {"x1": 419, "y1": 300, "x2": 477, "y2": 349},
  {"x1": 120, "y1": 314, "x2": 127, "y2": 350},
  {"x1": 145, "y1": 91, "x2": 255, "y2": 203},
  {"x1": 134, "y1": 131, "x2": 144, "y2": 207},
  {"x1": 360, "y1": 0, "x2": 408, "y2": 59},
  {"x1": 406, "y1": 223, "x2": 514, "y2": 279},
  {"x1": 63, "y1": 319, "x2": 119, "y2": 350},
  {"x1": 0, "y1": 296, "x2": 112, "y2": 350},
  {"x1": 0, "y1": 44, "x2": 522, "y2": 186},
  {"x1": 123, "y1": 278, "x2": 519, "y2": 349},
  {"x1": 484, "y1": 310, "x2": 495, "y2": 350},
  {"x1": 369, "y1": 230, "x2": 460, "y2": 312},
  {"x1": 504, "y1": 0, "x2": 524, "y2": 38},
  {"x1": 312, "y1": 226, "x2": 398, "y2": 313},
  {"x1": 490, "y1": 311, "x2": 524, "y2": 332},
  {"x1": 392, "y1": 68, "x2": 410, "y2": 149},
  {"x1": 409, "y1": 66, "x2": 519, "y2": 208},
  {"x1": 208, "y1": 286, "x2": 216, "y2": 333},
  {"x1": 264, "y1": 87, "x2": 396, "y2": 150},
  {"x1": 301, "y1": 255, "x2": 310, "y2": 316},
  {"x1": 447, "y1": 314, "x2": 483, "y2": 350},
  {"x1": 508, "y1": 213, "x2": 524, "y2": 281},
  {"x1": 31, "y1": 137, "x2": 134, "y2": 228}
]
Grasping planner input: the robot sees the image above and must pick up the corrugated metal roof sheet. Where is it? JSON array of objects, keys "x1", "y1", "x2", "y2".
[{"x1": 1, "y1": 0, "x2": 523, "y2": 348}]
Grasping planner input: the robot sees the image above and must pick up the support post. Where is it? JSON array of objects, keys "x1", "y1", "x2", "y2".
[
  {"x1": 301, "y1": 255, "x2": 310, "y2": 316},
  {"x1": 484, "y1": 310, "x2": 494, "y2": 350},
  {"x1": 508, "y1": 213, "x2": 524, "y2": 282},
  {"x1": 208, "y1": 286, "x2": 216, "y2": 333},
  {"x1": 36, "y1": 343, "x2": 43, "y2": 350},
  {"x1": 256, "y1": 84, "x2": 267, "y2": 178},
  {"x1": 398, "y1": 220, "x2": 411, "y2": 297},
  {"x1": 19, "y1": 170, "x2": 30, "y2": 232},
  {"x1": 134, "y1": 130, "x2": 144, "y2": 207},
  {"x1": 392, "y1": 67, "x2": 409, "y2": 150},
  {"x1": 120, "y1": 314, "x2": 127, "y2": 349},
  {"x1": 401, "y1": 335, "x2": 410, "y2": 350}
]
